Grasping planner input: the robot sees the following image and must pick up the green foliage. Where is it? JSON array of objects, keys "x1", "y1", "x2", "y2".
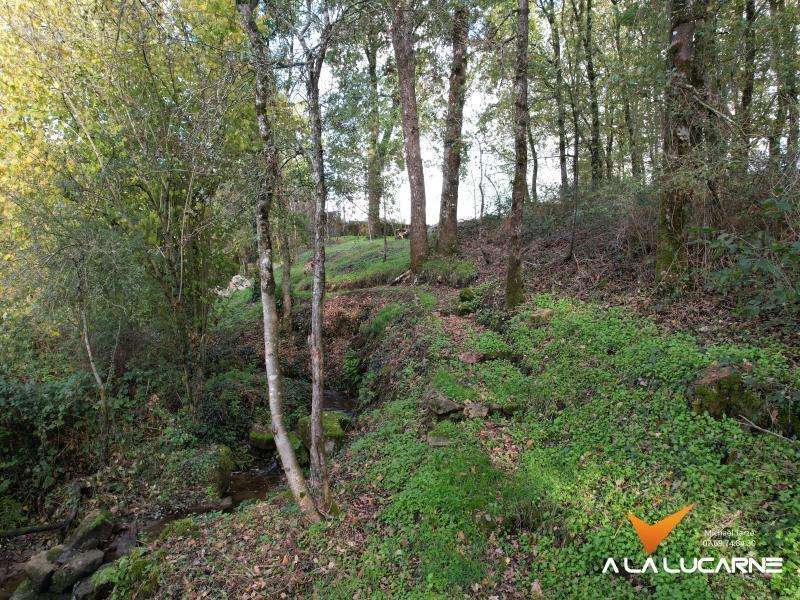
[
  {"x1": 708, "y1": 222, "x2": 800, "y2": 318},
  {"x1": 158, "y1": 517, "x2": 200, "y2": 541},
  {"x1": 419, "y1": 256, "x2": 478, "y2": 287},
  {"x1": 92, "y1": 549, "x2": 163, "y2": 600},
  {"x1": 359, "y1": 302, "x2": 406, "y2": 341}
]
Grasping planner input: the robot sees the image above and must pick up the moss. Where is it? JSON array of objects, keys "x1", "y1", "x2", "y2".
[
  {"x1": 297, "y1": 411, "x2": 346, "y2": 444},
  {"x1": 419, "y1": 256, "x2": 478, "y2": 287},
  {"x1": 158, "y1": 517, "x2": 200, "y2": 541}
]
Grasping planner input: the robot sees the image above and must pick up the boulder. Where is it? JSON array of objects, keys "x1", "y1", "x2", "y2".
[
  {"x1": 10, "y1": 578, "x2": 37, "y2": 600},
  {"x1": 66, "y1": 509, "x2": 114, "y2": 551},
  {"x1": 529, "y1": 308, "x2": 554, "y2": 325},
  {"x1": 50, "y1": 549, "x2": 104, "y2": 593},
  {"x1": 692, "y1": 364, "x2": 760, "y2": 422},
  {"x1": 21, "y1": 551, "x2": 55, "y2": 592},
  {"x1": 297, "y1": 411, "x2": 346, "y2": 455},
  {"x1": 210, "y1": 444, "x2": 235, "y2": 497},
  {"x1": 463, "y1": 401, "x2": 489, "y2": 419},
  {"x1": 248, "y1": 422, "x2": 275, "y2": 450},
  {"x1": 424, "y1": 390, "x2": 461, "y2": 417}
]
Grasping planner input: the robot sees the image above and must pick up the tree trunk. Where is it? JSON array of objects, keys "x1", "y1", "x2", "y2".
[
  {"x1": 365, "y1": 31, "x2": 381, "y2": 239},
  {"x1": 437, "y1": 3, "x2": 469, "y2": 254},
  {"x1": 505, "y1": 0, "x2": 528, "y2": 309},
  {"x1": 81, "y1": 308, "x2": 109, "y2": 462},
  {"x1": 306, "y1": 48, "x2": 332, "y2": 513},
  {"x1": 656, "y1": 0, "x2": 706, "y2": 284},
  {"x1": 572, "y1": 0, "x2": 602, "y2": 187},
  {"x1": 276, "y1": 173, "x2": 293, "y2": 329},
  {"x1": 734, "y1": 0, "x2": 756, "y2": 170},
  {"x1": 390, "y1": 0, "x2": 427, "y2": 272},
  {"x1": 237, "y1": 0, "x2": 320, "y2": 523},
  {"x1": 611, "y1": 0, "x2": 643, "y2": 179},
  {"x1": 769, "y1": 0, "x2": 799, "y2": 169},
  {"x1": 541, "y1": 1, "x2": 569, "y2": 196},
  {"x1": 527, "y1": 122, "x2": 538, "y2": 202}
]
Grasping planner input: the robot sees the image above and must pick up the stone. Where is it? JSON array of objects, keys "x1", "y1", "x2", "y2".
[
  {"x1": 22, "y1": 551, "x2": 55, "y2": 592},
  {"x1": 297, "y1": 411, "x2": 346, "y2": 454},
  {"x1": 248, "y1": 422, "x2": 275, "y2": 450},
  {"x1": 529, "y1": 308, "x2": 554, "y2": 325},
  {"x1": 10, "y1": 578, "x2": 36, "y2": 600},
  {"x1": 426, "y1": 433, "x2": 454, "y2": 447},
  {"x1": 692, "y1": 363, "x2": 760, "y2": 422},
  {"x1": 211, "y1": 444, "x2": 235, "y2": 497},
  {"x1": 50, "y1": 549, "x2": 104, "y2": 593},
  {"x1": 424, "y1": 390, "x2": 461, "y2": 416},
  {"x1": 463, "y1": 401, "x2": 489, "y2": 419},
  {"x1": 66, "y1": 509, "x2": 114, "y2": 551}
]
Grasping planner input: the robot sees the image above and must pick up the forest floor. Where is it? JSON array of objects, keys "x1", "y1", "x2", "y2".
[{"x1": 5, "y1": 226, "x2": 800, "y2": 599}]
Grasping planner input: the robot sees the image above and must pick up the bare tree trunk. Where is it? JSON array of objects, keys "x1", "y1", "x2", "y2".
[
  {"x1": 390, "y1": 0, "x2": 427, "y2": 272},
  {"x1": 81, "y1": 308, "x2": 109, "y2": 462},
  {"x1": 237, "y1": 0, "x2": 320, "y2": 523},
  {"x1": 505, "y1": 0, "x2": 528, "y2": 309},
  {"x1": 527, "y1": 122, "x2": 538, "y2": 202},
  {"x1": 769, "y1": 0, "x2": 799, "y2": 170},
  {"x1": 365, "y1": 30, "x2": 381, "y2": 239},
  {"x1": 540, "y1": 0, "x2": 569, "y2": 196},
  {"x1": 572, "y1": 0, "x2": 602, "y2": 187},
  {"x1": 438, "y1": 3, "x2": 469, "y2": 254},
  {"x1": 656, "y1": 0, "x2": 707, "y2": 284},
  {"x1": 734, "y1": 0, "x2": 756, "y2": 170},
  {"x1": 611, "y1": 0, "x2": 643, "y2": 179},
  {"x1": 605, "y1": 102, "x2": 614, "y2": 179},
  {"x1": 306, "y1": 42, "x2": 332, "y2": 513},
  {"x1": 276, "y1": 172, "x2": 293, "y2": 329}
]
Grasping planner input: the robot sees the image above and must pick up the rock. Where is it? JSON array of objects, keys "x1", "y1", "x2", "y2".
[
  {"x1": 529, "y1": 308, "x2": 554, "y2": 325},
  {"x1": 66, "y1": 509, "x2": 114, "y2": 551},
  {"x1": 22, "y1": 551, "x2": 55, "y2": 592},
  {"x1": 217, "y1": 274, "x2": 253, "y2": 297},
  {"x1": 297, "y1": 411, "x2": 347, "y2": 455},
  {"x1": 248, "y1": 422, "x2": 275, "y2": 450},
  {"x1": 424, "y1": 390, "x2": 461, "y2": 416},
  {"x1": 692, "y1": 363, "x2": 760, "y2": 422},
  {"x1": 426, "y1": 433, "x2": 454, "y2": 447},
  {"x1": 50, "y1": 549, "x2": 104, "y2": 593},
  {"x1": 73, "y1": 577, "x2": 102, "y2": 600},
  {"x1": 10, "y1": 578, "x2": 36, "y2": 600},
  {"x1": 107, "y1": 523, "x2": 138, "y2": 561},
  {"x1": 463, "y1": 401, "x2": 489, "y2": 419},
  {"x1": 211, "y1": 444, "x2": 235, "y2": 497}
]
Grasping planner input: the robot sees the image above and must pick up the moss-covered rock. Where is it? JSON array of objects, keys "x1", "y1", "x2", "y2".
[
  {"x1": 691, "y1": 363, "x2": 761, "y2": 422},
  {"x1": 211, "y1": 444, "x2": 234, "y2": 497},
  {"x1": 50, "y1": 549, "x2": 104, "y2": 593},
  {"x1": 66, "y1": 509, "x2": 114, "y2": 552},
  {"x1": 297, "y1": 411, "x2": 347, "y2": 455},
  {"x1": 10, "y1": 578, "x2": 36, "y2": 600},
  {"x1": 21, "y1": 550, "x2": 55, "y2": 592},
  {"x1": 248, "y1": 422, "x2": 275, "y2": 450}
]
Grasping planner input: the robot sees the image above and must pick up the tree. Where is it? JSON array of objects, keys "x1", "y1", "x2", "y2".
[
  {"x1": 390, "y1": 0, "x2": 428, "y2": 272},
  {"x1": 537, "y1": 0, "x2": 569, "y2": 196},
  {"x1": 293, "y1": 0, "x2": 338, "y2": 515},
  {"x1": 437, "y1": 2, "x2": 471, "y2": 254},
  {"x1": 505, "y1": 0, "x2": 529, "y2": 309},
  {"x1": 237, "y1": 0, "x2": 321, "y2": 523},
  {"x1": 656, "y1": 0, "x2": 708, "y2": 283}
]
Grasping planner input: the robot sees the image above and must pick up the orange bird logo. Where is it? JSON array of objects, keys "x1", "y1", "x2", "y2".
[{"x1": 627, "y1": 504, "x2": 695, "y2": 554}]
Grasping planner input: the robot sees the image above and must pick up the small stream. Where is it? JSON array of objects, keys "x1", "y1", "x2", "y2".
[
  {"x1": 142, "y1": 388, "x2": 355, "y2": 538},
  {"x1": 0, "y1": 389, "x2": 357, "y2": 599}
]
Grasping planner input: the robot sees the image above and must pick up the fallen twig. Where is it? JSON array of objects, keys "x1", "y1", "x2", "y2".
[{"x1": 738, "y1": 415, "x2": 797, "y2": 444}]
